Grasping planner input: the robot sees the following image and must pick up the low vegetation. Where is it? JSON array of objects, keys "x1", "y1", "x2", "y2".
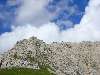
[{"x1": 0, "y1": 67, "x2": 55, "y2": 75}]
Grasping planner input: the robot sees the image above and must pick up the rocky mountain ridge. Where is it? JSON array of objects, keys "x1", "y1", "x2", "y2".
[{"x1": 0, "y1": 36, "x2": 100, "y2": 75}]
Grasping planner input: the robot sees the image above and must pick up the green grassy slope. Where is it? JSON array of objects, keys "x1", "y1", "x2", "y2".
[{"x1": 0, "y1": 68, "x2": 54, "y2": 75}]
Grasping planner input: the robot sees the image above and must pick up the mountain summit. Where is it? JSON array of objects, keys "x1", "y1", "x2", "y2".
[{"x1": 0, "y1": 36, "x2": 100, "y2": 75}]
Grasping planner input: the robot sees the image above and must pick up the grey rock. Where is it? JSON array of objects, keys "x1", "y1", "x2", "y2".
[{"x1": 0, "y1": 36, "x2": 100, "y2": 75}]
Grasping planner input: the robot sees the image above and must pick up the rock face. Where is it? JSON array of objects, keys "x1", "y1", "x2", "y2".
[{"x1": 0, "y1": 36, "x2": 100, "y2": 75}]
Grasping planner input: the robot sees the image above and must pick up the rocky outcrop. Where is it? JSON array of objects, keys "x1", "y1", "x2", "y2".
[{"x1": 0, "y1": 36, "x2": 100, "y2": 75}]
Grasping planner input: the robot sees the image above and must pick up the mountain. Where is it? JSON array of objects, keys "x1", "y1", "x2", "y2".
[{"x1": 0, "y1": 36, "x2": 100, "y2": 75}]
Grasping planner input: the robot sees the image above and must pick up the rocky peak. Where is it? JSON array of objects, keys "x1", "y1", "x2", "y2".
[{"x1": 0, "y1": 36, "x2": 100, "y2": 75}]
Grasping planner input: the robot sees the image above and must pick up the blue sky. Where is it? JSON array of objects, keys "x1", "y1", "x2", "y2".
[
  {"x1": 0, "y1": 0, "x2": 18, "y2": 34},
  {"x1": 0, "y1": 0, "x2": 89, "y2": 35},
  {"x1": 1, "y1": 0, "x2": 100, "y2": 52},
  {"x1": 47, "y1": 0, "x2": 89, "y2": 30}
]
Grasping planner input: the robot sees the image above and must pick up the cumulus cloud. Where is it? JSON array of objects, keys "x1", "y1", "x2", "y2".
[
  {"x1": 0, "y1": 0, "x2": 100, "y2": 52},
  {"x1": 61, "y1": 0, "x2": 100, "y2": 42},
  {"x1": 15, "y1": 0, "x2": 51, "y2": 27},
  {"x1": 15, "y1": 0, "x2": 78, "y2": 27},
  {"x1": 0, "y1": 23, "x2": 60, "y2": 53}
]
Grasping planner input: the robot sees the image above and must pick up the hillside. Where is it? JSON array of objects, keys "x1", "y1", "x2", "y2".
[
  {"x1": 0, "y1": 36, "x2": 100, "y2": 75},
  {"x1": 0, "y1": 67, "x2": 54, "y2": 75}
]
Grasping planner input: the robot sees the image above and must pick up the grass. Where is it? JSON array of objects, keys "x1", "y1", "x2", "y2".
[{"x1": 0, "y1": 67, "x2": 55, "y2": 75}]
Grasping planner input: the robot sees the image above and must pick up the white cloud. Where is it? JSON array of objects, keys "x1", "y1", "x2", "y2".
[
  {"x1": 0, "y1": 0, "x2": 100, "y2": 52},
  {"x1": 14, "y1": 0, "x2": 78, "y2": 27},
  {"x1": 0, "y1": 25, "x2": 38, "y2": 53},
  {"x1": 61, "y1": 0, "x2": 100, "y2": 42},
  {"x1": 15, "y1": 0, "x2": 51, "y2": 27},
  {"x1": 0, "y1": 23, "x2": 59, "y2": 53}
]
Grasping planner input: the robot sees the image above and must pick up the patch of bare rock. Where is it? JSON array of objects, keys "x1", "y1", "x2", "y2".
[{"x1": 0, "y1": 36, "x2": 100, "y2": 75}]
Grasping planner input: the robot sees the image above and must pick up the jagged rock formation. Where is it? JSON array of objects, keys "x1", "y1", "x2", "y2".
[{"x1": 0, "y1": 36, "x2": 100, "y2": 75}]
